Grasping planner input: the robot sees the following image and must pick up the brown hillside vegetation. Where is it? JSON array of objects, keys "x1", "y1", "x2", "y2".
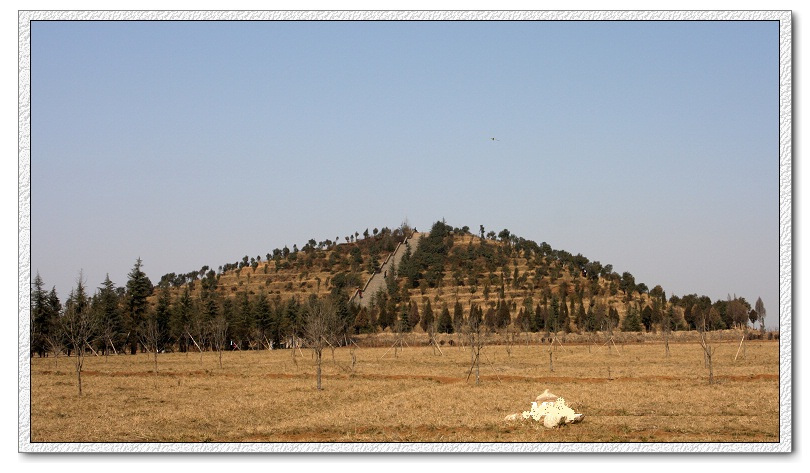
[
  {"x1": 158, "y1": 229, "x2": 665, "y2": 328},
  {"x1": 130, "y1": 221, "x2": 770, "y2": 357},
  {"x1": 30, "y1": 339, "x2": 778, "y2": 443},
  {"x1": 152, "y1": 225, "x2": 407, "y2": 306}
]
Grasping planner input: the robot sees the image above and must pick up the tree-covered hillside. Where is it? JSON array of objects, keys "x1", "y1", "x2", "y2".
[{"x1": 30, "y1": 220, "x2": 768, "y2": 357}]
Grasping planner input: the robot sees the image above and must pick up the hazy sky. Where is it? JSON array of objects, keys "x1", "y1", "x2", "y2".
[{"x1": 29, "y1": 19, "x2": 780, "y2": 325}]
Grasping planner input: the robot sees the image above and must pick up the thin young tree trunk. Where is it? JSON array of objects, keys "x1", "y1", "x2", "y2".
[
  {"x1": 316, "y1": 349, "x2": 322, "y2": 390},
  {"x1": 707, "y1": 349, "x2": 714, "y2": 385},
  {"x1": 475, "y1": 347, "x2": 480, "y2": 386}
]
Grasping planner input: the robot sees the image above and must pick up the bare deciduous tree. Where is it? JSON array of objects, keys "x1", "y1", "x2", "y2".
[
  {"x1": 187, "y1": 311, "x2": 209, "y2": 365},
  {"x1": 698, "y1": 329, "x2": 717, "y2": 385},
  {"x1": 463, "y1": 304, "x2": 485, "y2": 385},
  {"x1": 137, "y1": 315, "x2": 162, "y2": 388},
  {"x1": 502, "y1": 323, "x2": 517, "y2": 358},
  {"x1": 44, "y1": 333, "x2": 65, "y2": 369},
  {"x1": 663, "y1": 306, "x2": 673, "y2": 358},
  {"x1": 210, "y1": 314, "x2": 229, "y2": 369},
  {"x1": 60, "y1": 274, "x2": 96, "y2": 395},
  {"x1": 302, "y1": 297, "x2": 339, "y2": 390}
]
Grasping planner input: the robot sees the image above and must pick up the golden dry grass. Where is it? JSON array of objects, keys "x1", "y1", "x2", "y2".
[{"x1": 30, "y1": 339, "x2": 779, "y2": 443}]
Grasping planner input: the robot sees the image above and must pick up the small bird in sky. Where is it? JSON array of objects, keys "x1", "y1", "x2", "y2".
[{"x1": 490, "y1": 137, "x2": 499, "y2": 141}]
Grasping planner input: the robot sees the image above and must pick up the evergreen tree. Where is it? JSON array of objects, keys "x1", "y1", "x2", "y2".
[
  {"x1": 406, "y1": 300, "x2": 420, "y2": 332},
  {"x1": 125, "y1": 258, "x2": 153, "y2": 354},
  {"x1": 385, "y1": 262, "x2": 398, "y2": 298},
  {"x1": 333, "y1": 294, "x2": 352, "y2": 338},
  {"x1": 641, "y1": 305, "x2": 653, "y2": 331},
  {"x1": 585, "y1": 304, "x2": 597, "y2": 332},
  {"x1": 254, "y1": 291, "x2": 273, "y2": 345},
  {"x1": 94, "y1": 274, "x2": 122, "y2": 355},
  {"x1": 576, "y1": 303, "x2": 586, "y2": 334},
  {"x1": 559, "y1": 295, "x2": 570, "y2": 333},
  {"x1": 468, "y1": 303, "x2": 482, "y2": 327},
  {"x1": 46, "y1": 286, "x2": 63, "y2": 341},
  {"x1": 484, "y1": 306, "x2": 498, "y2": 329},
  {"x1": 420, "y1": 299, "x2": 434, "y2": 332},
  {"x1": 438, "y1": 303, "x2": 454, "y2": 334},
  {"x1": 377, "y1": 300, "x2": 392, "y2": 331},
  {"x1": 548, "y1": 296, "x2": 560, "y2": 334},
  {"x1": 283, "y1": 297, "x2": 303, "y2": 340},
  {"x1": 496, "y1": 298, "x2": 511, "y2": 328},
  {"x1": 170, "y1": 287, "x2": 193, "y2": 352},
  {"x1": 221, "y1": 297, "x2": 237, "y2": 347},
  {"x1": 397, "y1": 303, "x2": 410, "y2": 334},
  {"x1": 234, "y1": 290, "x2": 253, "y2": 344},
  {"x1": 533, "y1": 302, "x2": 545, "y2": 333},
  {"x1": 31, "y1": 273, "x2": 50, "y2": 357},
  {"x1": 353, "y1": 307, "x2": 368, "y2": 334},
  {"x1": 755, "y1": 297, "x2": 766, "y2": 331},
  {"x1": 622, "y1": 304, "x2": 642, "y2": 332},
  {"x1": 154, "y1": 285, "x2": 172, "y2": 349},
  {"x1": 453, "y1": 300, "x2": 465, "y2": 332},
  {"x1": 608, "y1": 306, "x2": 620, "y2": 334},
  {"x1": 514, "y1": 308, "x2": 530, "y2": 333},
  {"x1": 398, "y1": 244, "x2": 416, "y2": 287}
]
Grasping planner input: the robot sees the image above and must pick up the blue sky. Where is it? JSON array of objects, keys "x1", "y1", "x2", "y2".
[{"x1": 29, "y1": 19, "x2": 780, "y2": 324}]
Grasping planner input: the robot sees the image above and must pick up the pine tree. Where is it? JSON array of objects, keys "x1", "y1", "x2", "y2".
[
  {"x1": 453, "y1": 300, "x2": 465, "y2": 332},
  {"x1": 354, "y1": 307, "x2": 372, "y2": 334},
  {"x1": 577, "y1": 303, "x2": 586, "y2": 334},
  {"x1": 170, "y1": 287, "x2": 194, "y2": 352},
  {"x1": 31, "y1": 273, "x2": 50, "y2": 357},
  {"x1": 420, "y1": 300, "x2": 434, "y2": 332},
  {"x1": 95, "y1": 274, "x2": 122, "y2": 355},
  {"x1": 468, "y1": 302, "x2": 482, "y2": 327},
  {"x1": 548, "y1": 296, "x2": 560, "y2": 334},
  {"x1": 622, "y1": 304, "x2": 642, "y2": 332},
  {"x1": 154, "y1": 285, "x2": 172, "y2": 349},
  {"x1": 406, "y1": 300, "x2": 420, "y2": 332},
  {"x1": 559, "y1": 296, "x2": 570, "y2": 333},
  {"x1": 484, "y1": 306, "x2": 498, "y2": 329},
  {"x1": 377, "y1": 302, "x2": 391, "y2": 331},
  {"x1": 125, "y1": 258, "x2": 153, "y2": 354},
  {"x1": 496, "y1": 298, "x2": 511, "y2": 328},
  {"x1": 533, "y1": 302, "x2": 545, "y2": 333},
  {"x1": 46, "y1": 286, "x2": 62, "y2": 341},
  {"x1": 438, "y1": 303, "x2": 454, "y2": 334},
  {"x1": 254, "y1": 291, "x2": 273, "y2": 345},
  {"x1": 641, "y1": 305, "x2": 653, "y2": 331}
]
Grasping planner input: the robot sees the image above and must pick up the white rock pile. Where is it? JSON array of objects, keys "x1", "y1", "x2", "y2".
[{"x1": 504, "y1": 389, "x2": 585, "y2": 428}]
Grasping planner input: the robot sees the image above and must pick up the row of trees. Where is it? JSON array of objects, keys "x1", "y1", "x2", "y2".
[
  {"x1": 31, "y1": 222, "x2": 770, "y2": 368},
  {"x1": 369, "y1": 221, "x2": 769, "y2": 335},
  {"x1": 32, "y1": 264, "x2": 366, "y2": 361},
  {"x1": 155, "y1": 226, "x2": 410, "y2": 289}
]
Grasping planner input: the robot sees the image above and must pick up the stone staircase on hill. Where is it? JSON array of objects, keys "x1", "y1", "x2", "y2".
[{"x1": 351, "y1": 232, "x2": 421, "y2": 309}]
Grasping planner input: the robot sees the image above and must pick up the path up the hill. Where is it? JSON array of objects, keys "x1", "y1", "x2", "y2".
[{"x1": 352, "y1": 232, "x2": 421, "y2": 309}]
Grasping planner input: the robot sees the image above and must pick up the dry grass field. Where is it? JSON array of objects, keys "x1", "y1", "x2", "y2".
[{"x1": 30, "y1": 337, "x2": 780, "y2": 444}]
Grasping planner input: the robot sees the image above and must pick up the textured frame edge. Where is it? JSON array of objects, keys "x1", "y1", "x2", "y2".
[{"x1": 18, "y1": 9, "x2": 792, "y2": 454}]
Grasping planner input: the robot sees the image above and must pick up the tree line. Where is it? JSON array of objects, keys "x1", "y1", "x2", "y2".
[
  {"x1": 31, "y1": 221, "x2": 770, "y2": 363},
  {"x1": 30, "y1": 260, "x2": 364, "y2": 362}
]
